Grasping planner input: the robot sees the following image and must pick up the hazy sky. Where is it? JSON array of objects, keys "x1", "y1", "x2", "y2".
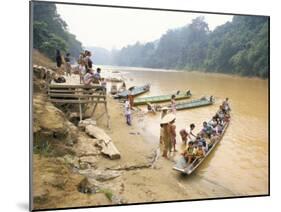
[{"x1": 57, "y1": 4, "x2": 233, "y2": 50}]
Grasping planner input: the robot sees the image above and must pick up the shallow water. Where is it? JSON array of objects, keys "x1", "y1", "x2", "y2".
[{"x1": 102, "y1": 65, "x2": 269, "y2": 197}]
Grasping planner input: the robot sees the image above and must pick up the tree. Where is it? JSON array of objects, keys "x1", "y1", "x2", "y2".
[{"x1": 32, "y1": 2, "x2": 83, "y2": 59}]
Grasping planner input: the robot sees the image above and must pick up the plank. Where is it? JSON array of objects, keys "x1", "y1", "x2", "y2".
[
  {"x1": 49, "y1": 84, "x2": 101, "y2": 89},
  {"x1": 48, "y1": 89, "x2": 96, "y2": 94},
  {"x1": 49, "y1": 93, "x2": 106, "y2": 98},
  {"x1": 49, "y1": 99, "x2": 106, "y2": 104}
]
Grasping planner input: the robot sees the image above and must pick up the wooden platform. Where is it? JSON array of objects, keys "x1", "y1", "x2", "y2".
[{"x1": 47, "y1": 83, "x2": 110, "y2": 127}]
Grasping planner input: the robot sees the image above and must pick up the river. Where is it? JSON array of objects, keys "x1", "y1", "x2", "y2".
[{"x1": 102, "y1": 65, "x2": 269, "y2": 197}]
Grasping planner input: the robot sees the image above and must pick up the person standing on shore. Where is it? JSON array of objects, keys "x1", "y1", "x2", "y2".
[
  {"x1": 64, "y1": 53, "x2": 71, "y2": 76},
  {"x1": 128, "y1": 91, "x2": 134, "y2": 110},
  {"x1": 160, "y1": 114, "x2": 176, "y2": 159},
  {"x1": 171, "y1": 95, "x2": 176, "y2": 114},
  {"x1": 56, "y1": 50, "x2": 62, "y2": 74},
  {"x1": 125, "y1": 96, "x2": 132, "y2": 126},
  {"x1": 77, "y1": 52, "x2": 86, "y2": 84},
  {"x1": 84, "y1": 50, "x2": 93, "y2": 70}
]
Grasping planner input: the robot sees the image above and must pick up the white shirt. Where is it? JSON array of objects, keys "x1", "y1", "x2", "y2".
[{"x1": 125, "y1": 100, "x2": 131, "y2": 115}]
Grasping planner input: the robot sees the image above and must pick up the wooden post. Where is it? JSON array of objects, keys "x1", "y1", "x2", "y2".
[
  {"x1": 105, "y1": 102, "x2": 110, "y2": 128},
  {"x1": 79, "y1": 103, "x2": 82, "y2": 121},
  {"x1": 91, "y1": 102, "x2": 98, "y2": 117}
]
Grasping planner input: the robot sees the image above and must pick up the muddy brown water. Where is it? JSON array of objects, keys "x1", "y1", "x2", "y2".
[{"x1": 102, "y1": 65, "x2": 268, "y2": 197}]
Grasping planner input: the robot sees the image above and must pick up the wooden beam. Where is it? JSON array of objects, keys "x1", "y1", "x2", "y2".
[
  {"x1": 49, "y1": 93, "x2": 106, "y2": 98},
  {"x1": 48, "y1": 89, "x2": 95, "y2": 94},
  {"x1": 49, "y1": 84, "x2": 101, "y2": 89},
  {"x1": 49, "y1": 99, "x2": 106, "y2": 104}
]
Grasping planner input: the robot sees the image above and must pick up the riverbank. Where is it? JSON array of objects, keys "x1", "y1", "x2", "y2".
[
  {"x1": 31, "y1": 51, "x2": 190, "y2": 209},
  {"x1": 32, "y1": 50, "x2": 268, "y2": 210}
]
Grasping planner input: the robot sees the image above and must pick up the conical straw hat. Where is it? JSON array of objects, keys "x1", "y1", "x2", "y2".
[
  {"x1": 161, "y1": 106, "x2": 170, "y2": 111},
  {"x1": 161, "y1": 113, "x2": 176, "y2": 124}
]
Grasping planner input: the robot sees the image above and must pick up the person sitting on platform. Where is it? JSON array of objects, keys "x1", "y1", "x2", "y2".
[
  {"x1": 100, "y1": 77, "x2": 107, "y2": 92},
  {"x1": 93, "y1": 67, "x2": 102, "y2": 83},
  {"x1": 83, "y1": 68, "x2": 94, "y2": 85}
]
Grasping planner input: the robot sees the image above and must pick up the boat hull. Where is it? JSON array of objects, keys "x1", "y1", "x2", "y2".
[
  {"x1": 134, "y1": 90, "x2": 192, "y2": 106},
  {"x1": 173, "y1": 118, "x2": 230, "y2": 175},
  {"x1": 114, "y1": 84, "x2": 150, "y2": 99}
]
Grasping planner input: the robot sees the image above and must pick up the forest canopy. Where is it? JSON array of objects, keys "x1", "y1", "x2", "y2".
[
  {"x1": 32, "y1": 2, "x2": 268, "y2": 78},
  {"x1": 33, "y1": 2, "x2": 83, "y2": 60},
  {"x1": 110, "y1": 16, "x2": 269, "y2": 78}
]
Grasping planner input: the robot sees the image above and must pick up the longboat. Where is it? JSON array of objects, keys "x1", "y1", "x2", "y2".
[
  {"x1": 134, "y1": 90, "x2": 192, "y2": 106},
  {"x1": 114, "y1": 84, "x2": 150, "y2": 99},
  {"x1": 158, "y1": 96, "x2": 214, "y2": 111},
  {"x1": 173, "y1": 115, "x2": 230, "y2": 175}
]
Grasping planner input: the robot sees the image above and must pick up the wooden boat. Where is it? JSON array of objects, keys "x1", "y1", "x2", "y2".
[
  {"x1": 134, "y1": 90, "x2": 192, "y2": 106},
  {"x1": 158, "y1": 96, "x2": 214, "y2": 111},
  {"x1": 114, "y1": 84, "x2": 150, "y2": 98},
  {"x1": 173, "y1": 114, "x2": 230, "y2": 175}
]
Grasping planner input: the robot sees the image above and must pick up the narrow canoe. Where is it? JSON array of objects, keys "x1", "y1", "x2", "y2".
[
  {"x1": 173, "y1": 114, "x2": 230, "y2": 175},
  {"x1": 114, "y1": 84, "x2": 150, "y2": 98},
  {"x1": 161, "y1": 96, "x2": 214, "y2": 111},
  {"x1": 134, "y1": 90, "x2": 192, "y2": 106}
]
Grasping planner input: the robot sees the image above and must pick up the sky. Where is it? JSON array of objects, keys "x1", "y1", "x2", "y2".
[{"x1": 57, "y1": 4, "x2": 233, "y2": 50}]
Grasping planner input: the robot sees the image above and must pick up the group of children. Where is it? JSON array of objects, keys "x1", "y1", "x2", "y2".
[
  {"x1": 159, "y1": 97, "x2": 231, "y2": 161},
  {"x1": 180, "y1": 98, "x2": 231, "y2": 164}
]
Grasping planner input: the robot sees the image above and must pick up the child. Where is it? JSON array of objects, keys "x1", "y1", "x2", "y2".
[
  {"x1": 187, "y1": 123, "x2": 196, "y2": 140},
  {"x1": 182, "y1": 141, "x2": 195, "y2": 164},
  {"x1": 93, "y1": 67, "x2": 102, "y2": 83},
  {"x1": 202, "y1": 121, "x2": 214, "y2": 138},
  {"x1": 196, "y1": 144, "x2": 206, "y2": 159},
  {"x1": 100, "y1": 78, "x2": 107, "y2": 92},
  {"x1": 171, "y1": 94, "x2": 176, "y2": 114},
  {"x1": 179, "y1": 129, "x2": 188, "y2": 145},
  {"x1": 125, "y1": 96, "x2": 132, "y2": 126}
]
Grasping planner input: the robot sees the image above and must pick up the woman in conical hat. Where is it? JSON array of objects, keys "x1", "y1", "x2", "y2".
[
  {"x1": 160, "y1": 113, "x2": 176, "y2": 124},
  {"x1": 160, "y1": 114, "x2": 176, "y2": 158}
]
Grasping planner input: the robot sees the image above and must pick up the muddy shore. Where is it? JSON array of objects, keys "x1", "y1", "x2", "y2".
[
  {"x1": 32, "y1": 50, "x2": 267, "y2": 210},
  {"x1": 31, "y1": 51, "x2": 191, "y2": 210}
]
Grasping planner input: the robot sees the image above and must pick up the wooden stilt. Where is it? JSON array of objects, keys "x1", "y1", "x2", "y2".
[{"x1": 79, "y1": 103, "x2": 82, "y2": 121}]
